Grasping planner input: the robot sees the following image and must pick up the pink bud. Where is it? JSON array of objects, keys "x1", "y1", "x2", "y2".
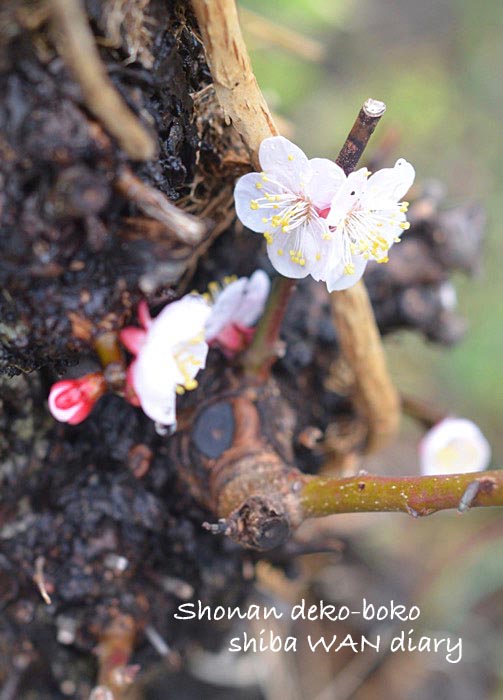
[
  {"x1": 48, "y1": 372, "x2": 107, "y2": 425},
  {"x1": 210, "y1": 322, "x2": 255, "y2": 359}
]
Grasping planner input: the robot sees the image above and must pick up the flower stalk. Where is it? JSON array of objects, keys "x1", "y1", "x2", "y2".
[{"x1": 241, "y1": 276, "x2": 296, "y2": 380}]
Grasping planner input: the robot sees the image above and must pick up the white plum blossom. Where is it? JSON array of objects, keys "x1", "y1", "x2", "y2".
[
  {"x1": 323, "y1": 158, "x2": 415, "y2": 291},
  {"x1": 419, "y1": 418, "x2": 492, "y2": 476},
  {"x1": 234, "y1": 136, "x2": 344, "y2": 281},
  {"x1": 233, "y1": 135, "x2": 415, "y2": 292},
  {"x1": 120, "y1": 296, "x2": 211, "y2": 427},
  {"x1": 205, "y1": 270, "x2": 271, "y2": 357}
]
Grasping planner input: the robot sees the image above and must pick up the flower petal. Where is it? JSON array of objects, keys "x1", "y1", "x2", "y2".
[
  {"x1": 205, "y1": 278, "x2": 248, "y2": 341},
  {"x1": 306, "y1": 215, "x2": 333, "y2": 282},
  {"x1": 120, "y1": 327, "x2": 147, "y2": 355},
  {"x1": 419, "y1": 418, "x2": 491, "y2": 476},
  {"x1": 132, "y1": 346, "x2": 179, "y2": 425},
  {"x1": 148, "y1": 295, "x2": 211, "y2": 349},
  {"x1": 325, "y1": 254, "x2": 367, "y2": 292},
  {"x1": 266, "y1": 225, "x2": 320, "y2": 279},
  {"x1": 171, "y1": 339, "x2": 209, "y2": 387},
  {"x1": 234, "y1": 173, "x2": 282, "y2": 232},
  {"x1": 305, "y1": 158, "x2": 346, "y2": 211},
  {"x1": 326, "y1": 168, "x2": 369, "y2": 227},
  {"x1": 363, "y1": 207, "x2": 407, "y2": 248},
  {"x1": 366, "y1": 158, "x2": 415, "y2": 206},
  {"x1": 259, "y1": 136, "x2": 310, "y2": 179},
  {"x1": 239, "y1": 270, "x2": 271, "y2": 326}
]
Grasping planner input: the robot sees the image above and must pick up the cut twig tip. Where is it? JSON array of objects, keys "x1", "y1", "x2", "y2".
[{"x1": 363, "y1": 98, "x2": 387, "y2": 118}]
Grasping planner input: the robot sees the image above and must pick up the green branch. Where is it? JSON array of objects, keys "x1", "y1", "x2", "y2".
[{"x1": 299, "y1": 470, "x2": 503, "y2": 519}]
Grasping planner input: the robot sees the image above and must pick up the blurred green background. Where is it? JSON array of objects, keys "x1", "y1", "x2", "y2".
[
  {"x1": 241, "y1": 0, "x2": 503, "y2": 464},
  {"x1": 239, "y1": 2, "x2": 502, "y2": 697}
]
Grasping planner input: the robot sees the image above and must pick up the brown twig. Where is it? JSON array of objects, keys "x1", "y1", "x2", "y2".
[
  {"x1": 401, "y1": 393, "x2": 448, "y2": 429},
  {"x1": 191, "y1": 0, "x2": 279, "y2": 168},
  {"x1": 330, "y1": 99, "x2": 400, "y2": 454},
  {"x1": 49, "y1": 0, "x2": 156, "y2": 161},
  {"x1": 115, "y1": 168, "x2": 207, "y2": 245},
  {"x1": 335, "y1": 98, "x2": 386, "y2": 174}
]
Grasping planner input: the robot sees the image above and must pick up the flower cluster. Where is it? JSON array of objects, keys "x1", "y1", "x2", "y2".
[
  {"x1": 48, "y1": 272, "x2": 270, "y2": 428},
  {"x1": 234, "y1": 136, "x2": 415, "y2": 291},
  {"x1": 419, "y1": 418, "x2": 491, "y2": 476}
]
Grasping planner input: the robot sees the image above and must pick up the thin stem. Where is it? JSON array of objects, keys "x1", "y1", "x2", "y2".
[
  {"x1": 401, "y1": 393, "x2": 448, "y2": 429},
  {"x1": 299, "y1": 470, "x2": 503, "y2": 519},
  {"x1": 49, "y1": 0, "x2": 156, "y2": 161},
  {"x1": 242, "y1": 277, "x2": 296, "y2": 380}
]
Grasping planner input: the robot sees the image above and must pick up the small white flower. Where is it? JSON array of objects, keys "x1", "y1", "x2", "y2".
[
  {"x1": 234, "y1": 136, "x2": 344, "y2": 280},
  {"x1": 324, "y1": 158, "x2": 415, "y2": 291},
  {"x1": 205, "y1": 270, "x2": 271, "y2": 357},
  {"x1": 419, "y1": 418, "x2": 492, "y2": 476},
  {"x1": 234, "y1": 137, "x2": 415, "y2": 293},
  {"x1": 120, "y1": 296, "x2": 211, "y2": 427}
]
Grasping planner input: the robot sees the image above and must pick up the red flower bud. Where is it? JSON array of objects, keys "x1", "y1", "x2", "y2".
[{"x1": 48, "y1": 372, "x2": 106, "y2": 425}]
